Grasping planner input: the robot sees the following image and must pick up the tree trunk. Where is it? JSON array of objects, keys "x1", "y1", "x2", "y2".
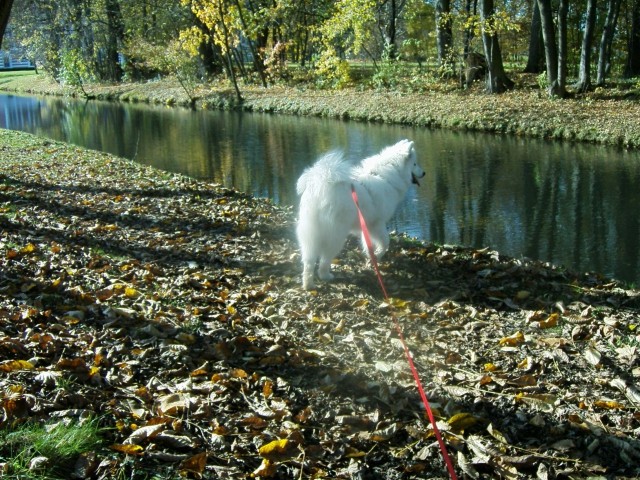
[
  {"x1": 574, "y1": 0, "x2": 597, "y2": 92},
  {"x1": 625, "y1": 0, "x2": 640, "y2": 77},
  {"x1": 104, "y1": 0, "x2": 125, "y2": 82},
  {"x1": 0, "y1": 0, "x2": 14, "y2": 49},
  {"x1": 523, "y1": 0, "x2": 543, "y2": 73},
  {"x1": 232, "y1": 0, "x2": 267, "y2": 88},
  {"x1": 462, "y1": 0, "x2": 477, "y2": 59},
  {"x1": 536, "y1": 0, "x2": 560, "y2": 96},
  {"x1": 596, "y1": 0, "x2": 622, "y2": 86},
  {"x1": 556, "y1": 0, "x2": 567, "y2": 94},
  {"x1": 480, "y1": 0, "x2": 514, "y2": 93},
  {"x1": 381, "y1": 0, "x2": 398, "y2": 58},
  {"x1": 217, "y1": 1, "x2": 243, "y2": 102},
  {"x1": 435, "y1": 0, "x2": 453, "y2": 73}
]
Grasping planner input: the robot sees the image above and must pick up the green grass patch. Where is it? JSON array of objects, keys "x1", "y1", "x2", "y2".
[{"x1": 0, "y1": 418, "x2": 105, "y2": 479}]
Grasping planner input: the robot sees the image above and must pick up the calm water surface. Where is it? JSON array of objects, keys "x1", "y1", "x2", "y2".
[{"x1": 2, "y1": 93, "x2": 640, "y2": 284}]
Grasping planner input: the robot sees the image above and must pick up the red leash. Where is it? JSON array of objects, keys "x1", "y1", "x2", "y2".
[{"x1": 351, "y1": 185, "x2": 458, "y2": 480}]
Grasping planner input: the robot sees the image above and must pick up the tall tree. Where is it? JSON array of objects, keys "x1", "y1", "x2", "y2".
[
  {"x1": 537, "y1": 0, "x2": 566, "y2": 97},
  {"x1": 523, "y1": 0, "x2": 543, "y2": 73},
  {"x1": 479, "y1": 0, "x2": 513, "y2": 93},
  {"x1": 462, "y1": 0, "x2": 478, "y2": 59},
  {"x1": 574, "y1": 0, "x2": 597, "y2": 93},
  {"x1": 435, "y1": 0, "x2": 453, "y2": 73},
  {"x1": 0, "y1": 0, "x2": 14, "y2": 49},
  {"x1": 378, "y1": 0, "x2": 402, "y2": 58},
  {"x1": 104, "y1": 0, "x2": 125, "y2": 81},
  {"x1": 596, "y1": 0, "x2": 622, "y2": 85},
  {"x1": 556, "y1": 0, "x2": 567, "y2": 93},
  {"x1": 625, "y1": 0, "x2": 640, "y2": 77}
]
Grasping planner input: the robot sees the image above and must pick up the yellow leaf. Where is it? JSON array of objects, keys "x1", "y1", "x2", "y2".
[
  {"x1": 484, "y1": 363, "x2": 498, "y2": 372},
  {"x1": 594, "y1": 400, "x2": 625, "y2": 410},
  {"x1": 125, "y1": 287, "x2": 139, "y2": 298},
  {"x1": 538, "y1": 313, "x2": 559, "y2": 329},
  {"x1": 388, "y1": 297, "x2": 410, "y2": 308},
  {"x1": 447, "y1": 413, "x2": 478, "y2": 432},
  {"x1": 258, "y1": 439, "x2": 290, "y2": 458},
  {"x1": 21, "y1": 243, "x2": 37, "y2": 254},
  {"x1": 487, "y1": 423, "x2": 510, "y2": 444},
  {"x1": 517, "y1": 357, "x2": 529, "y2": 369},
  {"x1": 110, "y1": 444, "x2": 144, "y2": 455},
  {"x1": 0, "y1": 360, "x2": 35, "y2": 372},
  {"x1": 499, "y1": 331, "x2": 525, "y2": 346}
]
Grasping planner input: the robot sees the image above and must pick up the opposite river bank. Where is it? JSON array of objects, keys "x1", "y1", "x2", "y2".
[{"x1": 1, "y1": 71, "x2": 640, "y2": 149}]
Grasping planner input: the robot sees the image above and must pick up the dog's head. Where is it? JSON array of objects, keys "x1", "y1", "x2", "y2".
[{"x1": 402, "y1": 140, "x2": 425, "y2": 186}]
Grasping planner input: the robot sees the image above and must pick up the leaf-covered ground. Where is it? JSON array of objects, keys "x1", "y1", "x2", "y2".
[{"x1": 1, "y1": 129, "x2": 639, "y2": 479}]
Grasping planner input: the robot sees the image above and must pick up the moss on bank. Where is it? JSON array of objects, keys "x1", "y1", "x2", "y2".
[{"x1": 2, "y1": 71, "x2": 640, "y2": 149}]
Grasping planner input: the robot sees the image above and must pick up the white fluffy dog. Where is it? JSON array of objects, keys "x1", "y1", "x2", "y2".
[{"x1": 296, "y1": 139, "x2": 425, "y2": 290}]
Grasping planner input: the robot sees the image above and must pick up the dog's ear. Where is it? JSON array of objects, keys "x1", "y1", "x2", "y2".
[
  {"x1": 402, "y1": 140, "x2": 415, "y2": 161},
  {"x1": 400, "y1": 139, "x2": 414, "y2": 154}
]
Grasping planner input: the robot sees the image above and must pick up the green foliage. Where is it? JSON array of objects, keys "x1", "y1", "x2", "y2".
[
  {"x1": 371, "y1": 46, "x2": 411, "y2": 90},
  {"x1": 313, "y1": 49, "x2": 352, "y2": 89},
  {"x1": 59, "y1": 48, "x2": 95, "y2": 98},
  {"x1": 0, "y1": 419, "x2": 104, "y2": 479}
]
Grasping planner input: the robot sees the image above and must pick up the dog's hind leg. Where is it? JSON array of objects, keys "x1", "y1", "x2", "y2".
[
  {"x1": 361, "y1": 224, "x2": 390, "y2": 259},
  {"x1": 317, "y1": 257, "x2": 334, "y2": 282},
  {"x1": 302, "y1": 260, "x2": 316, "y2": 290}
]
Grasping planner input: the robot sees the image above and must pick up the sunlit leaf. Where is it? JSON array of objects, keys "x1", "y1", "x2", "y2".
[
  {"x1": 258, "y1": 438, "x2": 291, "y2": 458},
  {"x1": 110, "y1": 444, "x2": 144, "y2": 455},
  {"x1": 538, "y1": 313, "x2": 559, "y2": 329},
  {"x1": 252, "y1": 459, "x2": 277, "y2": 477},
  {"x1": 584, "y1": 346, "x2": 602, "y2": 366},
  {"x1": 125, "y1": 287, "x2": 140, "y2": 298},
  {"x1": 447, "y1": 413, "x2": 478, "y2": 433},
  {"x1": 499, "y1": 331, "x2": 525, "y2": 346},
  {"x1": 0, "y1": 360, "x2": 35, "y2": 372},
  {"x1": 484, "y1": 363, "x2": 498, "y2": 372},
  {"x1": 593, "y1": 399, "x2": 625, "y2": 410}
]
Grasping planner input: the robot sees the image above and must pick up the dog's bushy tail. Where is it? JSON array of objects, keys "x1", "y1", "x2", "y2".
[{"x1": 296, "y1": 151, "x2": 351, "y2": 196}]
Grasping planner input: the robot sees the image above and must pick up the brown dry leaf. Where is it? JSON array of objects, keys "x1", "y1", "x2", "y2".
[
  {"x1": 179, "y1": 451, "x2": 207, "y2": 477},
  {"x1": 252, "y1": 459, "x2": 277, "y2": 477}
]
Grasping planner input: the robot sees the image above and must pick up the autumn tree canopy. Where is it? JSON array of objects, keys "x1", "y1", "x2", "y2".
[{"x1": 3, "y1": 0, "x2": 639, "y2": 96}]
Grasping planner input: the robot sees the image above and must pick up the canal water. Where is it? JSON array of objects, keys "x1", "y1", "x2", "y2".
[{"x1": 1, "y1": 93, "x2": 639, "y2": 284}]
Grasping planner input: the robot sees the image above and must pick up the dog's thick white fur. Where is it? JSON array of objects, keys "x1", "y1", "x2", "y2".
[{"x1": 296, "y1": 139, "x2": 425, "y2": 290}]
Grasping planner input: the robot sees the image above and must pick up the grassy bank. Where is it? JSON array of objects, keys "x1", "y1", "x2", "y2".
[
  {"x1": 1, "y1": 128, "x2": 639, "y2": 479},
  {"x1": 2, "y1": 70, "x2": 640, "y2": 149}
]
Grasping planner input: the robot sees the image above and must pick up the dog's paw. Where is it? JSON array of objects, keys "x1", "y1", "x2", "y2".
[{"x1": 317, "y1": 271, "x2": 334, "y2": 282}]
